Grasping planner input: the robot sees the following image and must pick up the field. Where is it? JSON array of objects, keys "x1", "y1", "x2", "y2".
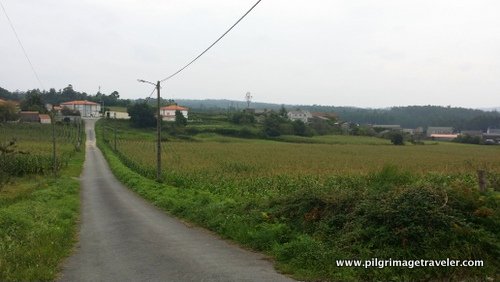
[
  {"x1": 98, "y1": 119, "x2": 500, "y2": 281},
  {"x1": 123, "y1": 137, "x2": 500, "y2": 176},
  {"x1": 0, "y1": 122, "x2": 83, "y2": 280},
  {"x1": 0, "y1": 122, "x2": 83, "y2": 180}
]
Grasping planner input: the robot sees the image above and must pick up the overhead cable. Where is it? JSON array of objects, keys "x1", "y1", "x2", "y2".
[
  {"x1": 160, "y1": 0, "x2": 262, "y2": 82},
  {"x1": 0, "y1": 1, "x2": 44, "y2": 90}
]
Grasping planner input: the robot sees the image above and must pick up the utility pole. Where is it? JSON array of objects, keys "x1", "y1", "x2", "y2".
[
  {"x1": 99, "y1": 86, "x2": 104, "y2": 117},
  {"x1": 138, "y1": 79, "x2": 162, "y2": 182},
  {"x1": 156, "y1": 81, "x2": 161, "y2": 181}
]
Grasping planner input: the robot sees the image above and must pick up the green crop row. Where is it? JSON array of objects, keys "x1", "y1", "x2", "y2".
[{"x1": 0, "y1": 122, "x2": 83, "y2": 185}]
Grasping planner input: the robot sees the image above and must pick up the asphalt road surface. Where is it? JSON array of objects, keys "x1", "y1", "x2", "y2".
[{"x1": 59, "y1": 119, "x2": 294, "y2": 282}]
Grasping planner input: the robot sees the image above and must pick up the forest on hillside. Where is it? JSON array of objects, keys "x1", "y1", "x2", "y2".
[{"x1": 176, "y1": 99, "x2": 500, "y2": 130}]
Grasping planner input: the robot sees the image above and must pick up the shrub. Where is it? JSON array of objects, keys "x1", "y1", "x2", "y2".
[{"x1": 390, "y1": 132, "x2": 404, "y2": 145}]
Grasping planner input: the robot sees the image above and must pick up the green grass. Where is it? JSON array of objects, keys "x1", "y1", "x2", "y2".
[
  {"x1": 97, "y1": 119, "x2": 500, "y2": 281},
  {"x1": 108, "y1": 106, "x2": 127, "y2": 112},
  {"x1": 0, "y1": 149, "x2": 84, "y2": 281}
]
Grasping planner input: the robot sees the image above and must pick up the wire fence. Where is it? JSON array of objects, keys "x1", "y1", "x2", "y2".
[{"x1": 0, "y1": 120, "x2": 84, "y2": 183}]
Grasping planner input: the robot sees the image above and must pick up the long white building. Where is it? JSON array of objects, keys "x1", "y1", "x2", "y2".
[{"x1": 60, "y1": 100, "x2": 101, "y2": 117}]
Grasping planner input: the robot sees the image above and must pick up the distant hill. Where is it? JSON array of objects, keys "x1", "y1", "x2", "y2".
[
  {"x1": 176, "y1": 99, "x2": 500, "y2": 130},
  {"x1": 480, "y1": 107, "x2": 500, "y2": 112}
]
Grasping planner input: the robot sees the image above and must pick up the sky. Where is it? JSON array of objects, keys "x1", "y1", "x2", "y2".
[{"x1": 1, "y1": 0, "x2": 499, "y2": 108}]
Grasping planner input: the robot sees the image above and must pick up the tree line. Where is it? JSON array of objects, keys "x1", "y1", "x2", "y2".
[
  {"x1": 3, "y1": 86, "x2": 500, "y2": 130},
  {"x1": 0, "y1": 85, "x2": 130, "y2": 108}
]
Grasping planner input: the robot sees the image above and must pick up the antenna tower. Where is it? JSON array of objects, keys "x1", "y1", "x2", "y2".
[{"x1": 245, "y1": 92, "x2": 252, "y2": 109}]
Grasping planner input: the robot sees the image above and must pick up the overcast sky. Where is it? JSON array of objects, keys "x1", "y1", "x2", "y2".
[{"x1": 1, "y1": 0, "x2": 499, "y2": 108}]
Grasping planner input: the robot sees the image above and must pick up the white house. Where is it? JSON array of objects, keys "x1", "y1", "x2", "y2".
[
  {"x1": 60, "y1": 100, "x2": 101, "y2": 117},
  {"x1": 160, "y1": 105, "x2": 188, "y2": 122},
  {"x1": 287, "y1": 110, "x2": 312, "y2": 123},
  {"x1": 39, "y1": 114, "x2": 51, "y2": 124}
]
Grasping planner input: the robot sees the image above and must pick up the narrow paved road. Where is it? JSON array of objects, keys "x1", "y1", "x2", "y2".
[{"x1": 59, "y1": 119, "x2": 294, "y2": 282}]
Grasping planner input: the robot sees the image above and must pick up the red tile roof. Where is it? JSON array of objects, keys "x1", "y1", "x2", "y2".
[
  {"x1": 39, "y1": 114, "x2": 51, "y2": 120},
  {"x1": 160, "y1": 105, "x2": 188, "y2": 111},
  {"x1": 61, "y1": 100, "x2": 99, "y2": 105}
]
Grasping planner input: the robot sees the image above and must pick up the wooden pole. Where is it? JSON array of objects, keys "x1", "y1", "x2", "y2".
[
  {"x1": 477, "y1": 170, "x2": 487, "y2": 193},
  {"x1": 156, "y1": 81, "x2": 162, "y2": 182}
]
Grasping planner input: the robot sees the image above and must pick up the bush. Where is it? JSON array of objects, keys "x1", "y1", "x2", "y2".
[
  {"x1": 230, "y1": 112, "x2": 255, "y2": 125},
  {"x1": 453, "y1": 134, "x2": 483, "y2": 145},
  {"x1": 390, "y1": 132, "x2": 404, "y2": 145}
]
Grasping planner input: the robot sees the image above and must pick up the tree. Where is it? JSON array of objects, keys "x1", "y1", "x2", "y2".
[
  {"x1": 0, "y1": 101, "x2": 18, "y2": 121},
  {"x1": 390, "y1": 132, "x2": 405, "y2": 145},
  {"x1": 0, "y1": 87, "x2": 20, "y2": 101},
  {"x1": 61, "y1": 84, "x2": 78, "y2": 101},
  {"x1": 20, "y1": 90, "x2": 47, "y2": 113},
  {"x1": 279, "y1": 105, "x2": 287, "y2": 118},
  {"x1": 292, "y1": 120, "x2": 307, "y2": 136},
  {"x1": 263, "y1": 113, "x2": 283, "y2": 137},
  {"x1": 175, "y1": 110, "x2": 187, "y2": 126},
  {"x1": 127, "y1": 103, "x2": 156, "y2": 127}
]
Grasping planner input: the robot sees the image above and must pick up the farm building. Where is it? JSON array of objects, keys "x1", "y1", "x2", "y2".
[
  {"x1": 487, "y1": 128, "x2": 500, "y2": 135},
  {"x1": 60, "y1": 100, "x2": 101, "y2": 117},
  {"x1": 160, "y1": 105, "x2": 188, "y2": 122},
  {"x1": 429, "y1": 134, "x2": 458, "y2": 140},
  {"x1": 287, "y1": 110, "x2": 312, "y2": 123},
  {"x1": 39, "y1": 114, "x2": 51, "y2": 124},
  {"x1": 483, "y1": 128, "x2": 500, "y2": 144},
  {"x1": 19, "y1": 111, "x2": 40, "y2": 122},
  {"x1": 427, "y1": 127, "x2": 454, "y2": 137}
]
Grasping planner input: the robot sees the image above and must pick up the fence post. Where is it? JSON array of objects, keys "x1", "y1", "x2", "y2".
[
  {"x1": 477, "y1": 170, "x2": 487, "y2": 193},
  {"x1": 77, "y1": 120, "x2": 81, "y2": 148},
  {"x1": 114, "y1": 127, "x2": 117, "y2": 151},
  {"x1": 51, "y1": 113, "x2": 56, "y2": 176}
]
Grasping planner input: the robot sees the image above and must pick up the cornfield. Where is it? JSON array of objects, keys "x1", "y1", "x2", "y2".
[
  {"x1": 0, "y1": 122, "x2": 83, "y2": 181},
  {"x1": 101, "y1": 123, "x2": 500, "y2": 200}
]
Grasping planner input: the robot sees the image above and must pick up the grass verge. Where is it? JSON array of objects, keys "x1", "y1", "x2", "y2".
[{"x1": 0, "y1": 149, "x2": 84, "y2": 281}]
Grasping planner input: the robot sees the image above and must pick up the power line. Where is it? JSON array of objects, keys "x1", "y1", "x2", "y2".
[
  {"x1": 145, "y1": 86, "x2": 157, "y2": 103},
  {"x1": 160, "y1": 0, "x2": 263, "y2": 82},
  {"x1": 0, "y1": 1, "x2": 44, "y2": 90}
]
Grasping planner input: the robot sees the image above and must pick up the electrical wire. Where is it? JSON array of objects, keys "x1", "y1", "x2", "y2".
[
  {"x1": 160, "y1": 0, "x2": 262, "y2": 82},
  {"x1": 145, "y1": 86, "x2": 157, "y2": 103},
  {"x1": 0, "y1": 1, "x2": 44, "y2": 90}
]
